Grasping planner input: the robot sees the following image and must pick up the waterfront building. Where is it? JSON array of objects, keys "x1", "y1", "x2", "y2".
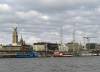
[
  {"x1": 33, "y1": 42, "x2": 58, "y2": 51},
  {"x1": 85, "y1": 43, "x2": 100, "y2": 55},
  {"x1": 86, "y1": 43, "x2": 96, "y2": 50},
  {"x1": 95, "y1": 44, "x2": 100, "y2": 50},
  {"x1": 58, "y1": 43, "x2": 69, "y2": 52},
  {"x1": 33, "y1": 42, "x2": 45, "y2": 51},
  {"x1": 66, "y1": 42, "x2": 82, "y2": 54},
  {"x1": 33, "y1": 42, "x2": 58, "y2": 56},
  {"x1": 0, "y1": 44, "x2": 2, "y2": 49}
]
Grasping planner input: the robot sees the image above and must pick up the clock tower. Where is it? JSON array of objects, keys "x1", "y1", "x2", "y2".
[{"x1": 12, "y1": 27, "x2": 18, "y2": 46}]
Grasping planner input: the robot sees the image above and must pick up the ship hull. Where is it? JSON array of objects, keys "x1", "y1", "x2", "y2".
[
  {"x1": 53, "y1": 51, "x2": 73, "y2": 57},
  {"x1": 16, "y1": 51, "x2": 38, "y2": 58},
  {"x1": 0, "y1": 51, "x2": 38, "y2": 58}
]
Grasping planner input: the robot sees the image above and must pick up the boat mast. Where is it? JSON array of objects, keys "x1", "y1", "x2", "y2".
[
  {"x1": 59, "y1": 26, "x2": 63, "y2": 51},
  {"x1": 72, "y1": 24, "x2": 76, "y2": 43},
  {"x1": 72, "y1": 24, "x2": 76, "y2": 53}
]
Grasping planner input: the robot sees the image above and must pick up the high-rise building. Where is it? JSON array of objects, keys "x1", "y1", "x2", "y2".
[{"x1": 12, "y1": 27, "x2": 18, "y2": 46}]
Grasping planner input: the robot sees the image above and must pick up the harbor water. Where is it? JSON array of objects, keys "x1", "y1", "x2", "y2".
[{"x1": 0, "y1": 57, "x2": 100, "y2": 72}]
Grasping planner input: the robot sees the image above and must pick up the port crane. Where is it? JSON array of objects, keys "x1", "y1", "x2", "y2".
[{"x1": 83, "y1": 37, "x2": 96, "y2": 43}]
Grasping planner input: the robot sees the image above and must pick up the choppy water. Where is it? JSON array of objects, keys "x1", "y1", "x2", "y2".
[{"x1": 0, "y1": 56, "x2": 100, "y2": 72}]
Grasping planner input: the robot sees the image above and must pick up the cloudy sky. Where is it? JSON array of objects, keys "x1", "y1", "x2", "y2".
[{"x1": 0, "y1": 0, "x2": 100, "y2": 44}]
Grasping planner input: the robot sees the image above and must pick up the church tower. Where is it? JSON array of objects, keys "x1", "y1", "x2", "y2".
[
  {"x1": 19, "y1": 35, "x2": 25, "y2": 45},
  {"x1": 12, "y1": 27, "x2": 18, "y2": 46}
]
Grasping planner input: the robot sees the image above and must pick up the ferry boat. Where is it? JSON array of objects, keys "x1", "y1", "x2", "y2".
[
  {"x1": 53, "y1": 51, "x2": 73, "y2": 57},
  {"x1": 0, "y1": 51, "x2": 39, "y2": 58},
  {"x1": 16, "y1": 51, "x2": 39, "y2": 58}
]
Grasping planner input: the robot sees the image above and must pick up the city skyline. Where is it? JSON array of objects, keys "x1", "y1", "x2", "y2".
[{"x1": 0, "y1": 0, "x2": 100, "y2": 44}]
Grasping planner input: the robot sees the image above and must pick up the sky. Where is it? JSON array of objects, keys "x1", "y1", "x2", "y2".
[{"x1": 0, "y1": 0, "x2": 100, "y2": 44}]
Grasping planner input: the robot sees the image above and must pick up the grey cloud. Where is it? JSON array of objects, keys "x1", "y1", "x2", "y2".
[
  {"x1": 0, "y1": 0, "x2": 100, "y2": 44},
  {"x1": 2, "y1": 0, "x2": 99, "y2": 13}
]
